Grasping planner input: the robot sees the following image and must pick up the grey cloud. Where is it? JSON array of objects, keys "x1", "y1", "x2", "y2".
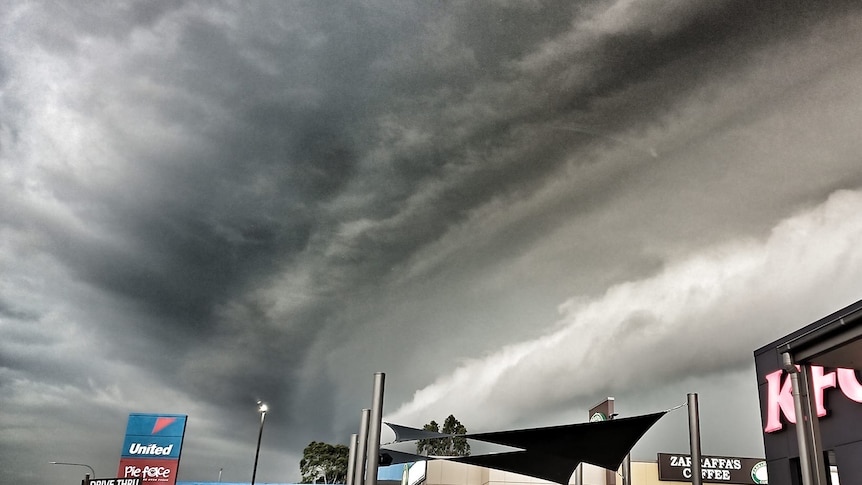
[{"x1": 5, "y1": 2, "x2": 862, "y2": 484}]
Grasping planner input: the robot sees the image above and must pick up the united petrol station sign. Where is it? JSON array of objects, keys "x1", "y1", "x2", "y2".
[{"x1": 117, "y1": 413, "x2": 187, "y2": 485}]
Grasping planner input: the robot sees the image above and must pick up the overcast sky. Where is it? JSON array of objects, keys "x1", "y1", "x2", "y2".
[{"x1": 3, "y1": 1, "x2": 862, "y2": 484}]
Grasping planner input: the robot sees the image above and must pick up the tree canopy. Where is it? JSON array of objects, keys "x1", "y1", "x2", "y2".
[
  {"x1": 415, "y1": 414, "x2": 470, "y2": 456},
  {"x1": 300, "y1": 441, "x2": 350, "y2": 484}
]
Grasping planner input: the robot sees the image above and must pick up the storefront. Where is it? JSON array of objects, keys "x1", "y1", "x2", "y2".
[
  {"x1": 754, "y1": 299, "x2": 862, "y2": 485},
  {"x1": 412, "y1": 456, "x2": 765, "y2": 485}
]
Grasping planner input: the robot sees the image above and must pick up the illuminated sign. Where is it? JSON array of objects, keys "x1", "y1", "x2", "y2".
[
  {"x1": 763, "y1": 365, "x2": 862, "y2": 432},
  {"x1": 657, "y1": 454, "x2": 767, "y2": 484},
  {"x1": 118, "y1": 458, "x2": 180, "y2": 484},
  {"x1": 121, "y1": 435, "x2": 183, "y2": 459},
  {"x1": 118, "y1": 414, "x2": 187, "y2": 485}
]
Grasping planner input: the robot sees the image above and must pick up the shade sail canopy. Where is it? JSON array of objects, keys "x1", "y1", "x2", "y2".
[
  {"x1": 379, "y1": 448, "x2": 432, "y2": 465},
  {"x1": 384, "y1": 422, "x2": 454, "y2": 442},
  {"x1": 451, "y1": 451, "x2": 582, "y2": 485},
  {"x1": 465, "y1": 411, "x2": 667, "y2": 472},
  {"x1": 382, "y1": 411, "x2": 669, "y2": 484}
]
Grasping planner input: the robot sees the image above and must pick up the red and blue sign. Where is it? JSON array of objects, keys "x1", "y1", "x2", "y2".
[{"x1": 118, "y1": 413, "x2": 187, "y2": 485}]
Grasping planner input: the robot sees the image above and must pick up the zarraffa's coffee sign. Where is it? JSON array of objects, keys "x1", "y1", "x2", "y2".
[{"x1": 657, "y1": 453, "x2": 768, "y2": 484}]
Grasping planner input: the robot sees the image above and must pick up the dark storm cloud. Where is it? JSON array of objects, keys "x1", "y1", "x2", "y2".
[
  {"x1": 0, "y1": 297, "x2": 41, "y2": 323},
  {"x1": 5, "y1": 1, "x2": 862, "y2": 484}
]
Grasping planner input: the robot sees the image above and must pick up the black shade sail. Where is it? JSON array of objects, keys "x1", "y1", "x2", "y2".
[
  {"x1": 381, "y1": 411, "x2": 669, "y2": 484},
  {"x1": 465, "y1": 411, "x2": 667, "y2": 473},
  {"x1": 384, "y1": 422, "x2": 454, "y2": 442},
  {"x1": 379, "y1": 448, "x2": 433, "y2": 465},
  {"x1": 451, "y1": 451, "x2": 582, "y2": 485}
]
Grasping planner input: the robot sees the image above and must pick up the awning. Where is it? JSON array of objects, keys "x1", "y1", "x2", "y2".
[
  {"x1": 384, "y1": 422, "x2": 454, "y2": 443},
  {"x1": 382, "y1": 410, "x2": 669, "y2": 484},
  {"x1": 465, "y1": 412, "x2": 667, "y2": 474},
  {"x1": 451, "y1": 451, "x2": 581, "y2": 485},
  {"x1": 379, "y1": 448, "x2": 432, "y2": 465}
]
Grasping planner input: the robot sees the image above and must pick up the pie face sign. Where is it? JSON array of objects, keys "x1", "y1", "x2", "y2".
[{"x1": 657, "y1": 454, "x2": 767, "y2": 484}]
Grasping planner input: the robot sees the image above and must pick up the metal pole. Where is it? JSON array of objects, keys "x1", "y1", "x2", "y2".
[
  {"x1": 366, "y1": 372, "x2": 386, "y2": 485},
  {"x1": 574, "y1": 463, "x2": 582, "y2": 485},
  {"x1": 252, "y1": 404, "x2": 267, "y2": 485},
  {"x1": 687, "y1": 393, "x2": 703, "y2": 485},
  {"x1": 606, "y1": 400, "x2": 617, "y2": 485},
  {"x1": 347, "y1": 433, "x2": 359, "y2": 485},
  {"x1": 783, "y1": 353, "x2": 828, "y2": 485},
  {"x1": 798, "y1": 365, "x2": 828, "y2": 485},
  {"x1": 354, "y1": 409, "x2": 371, "y2": 485},
  {"x1": 622, "y1": 454, "x2": 631, "y2": 485},
  {"x1": 787, "y1": 354, "x2": 813, "y2": 485}
]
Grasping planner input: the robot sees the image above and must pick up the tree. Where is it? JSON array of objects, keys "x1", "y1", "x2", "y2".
[
  {"x1": 416, "y1": 415, "x2": 470, "y2": 456},
  {"x1": 300, "y1": 441, "x2": 350, "y2": 484}
]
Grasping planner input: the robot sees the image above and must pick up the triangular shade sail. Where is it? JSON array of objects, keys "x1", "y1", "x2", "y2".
[
  {"x1": 379, "y1": 448, "x2": 432, "y2": 465},
  {"x1": 465, "y1": 411, "x2": 666, "y2": 472},
  {"x1": 451, "y1": 451, "x2": 581, "y2": 485},
  {"x1": 384, "y1": 422, "x2": 454, "y2": 442}
]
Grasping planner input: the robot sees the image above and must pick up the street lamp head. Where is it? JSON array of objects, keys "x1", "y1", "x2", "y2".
[{"x1": 257, "y1": 401, "x2": 268, "y2": 413}]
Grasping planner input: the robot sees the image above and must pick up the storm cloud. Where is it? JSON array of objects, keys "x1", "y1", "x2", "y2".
[{"x1": 3, "y1": 1, "x2": 862, "y2": 484}]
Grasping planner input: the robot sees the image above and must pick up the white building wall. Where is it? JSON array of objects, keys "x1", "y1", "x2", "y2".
[{"x1": 421, "y1": 460, "x2": 689, "y2": 485}]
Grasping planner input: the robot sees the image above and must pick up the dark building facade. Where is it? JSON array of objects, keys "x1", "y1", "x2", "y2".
[{"x1": 754, "y1": 299, "x2": 862, "y2": 485}]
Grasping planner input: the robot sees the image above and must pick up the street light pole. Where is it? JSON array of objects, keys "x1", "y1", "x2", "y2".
[
  {"x1": 50, "y1": 461, "x2": 96, "y2": 484},
  {"x1": 251, "y1": 401, "x2": 268, "y2": 485}
]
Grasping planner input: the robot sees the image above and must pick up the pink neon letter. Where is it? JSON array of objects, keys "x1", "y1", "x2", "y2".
[
  {"x1": 765, "y1": 369, "x2": 796, "y2": 432},
  {"x1": 837, "y1": 368, "x2": 862, "y2": 402},
  {"x1": 811, "y1": 366, "x2": 836, "y2": 416}
]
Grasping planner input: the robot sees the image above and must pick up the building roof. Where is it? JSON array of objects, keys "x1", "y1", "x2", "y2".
[{"x1": 754, "y1": 298, "x2": 862, "y2": 367}]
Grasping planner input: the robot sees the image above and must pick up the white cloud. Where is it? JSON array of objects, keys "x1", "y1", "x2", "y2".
[{"x1": 387, "y1": 189, "x2": 862, "y2": 430}]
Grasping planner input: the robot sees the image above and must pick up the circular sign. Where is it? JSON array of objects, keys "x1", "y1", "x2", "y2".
[
  {"x1": 751, "y1": 461, "x2": 768, "y2": 484},
  {"x1": 589, "y1": 412, "x2": 607, "y2": 422}
]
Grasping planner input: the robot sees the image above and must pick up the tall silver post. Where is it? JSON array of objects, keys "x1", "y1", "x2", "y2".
[
  {"x1": 787, "y1": 353, "x2": 813, "y2": 485},
  {"x1": 251, "y1": 403, "x2": 268, "y2": 485},
  {"x1": 687, "y1": 393, "x2": 703, "y2": 485},
  {"x1": 783, "y1": 353, "x2": 827, "y2": 485},
  {"x1": 622, "y1": 454, "x2": 631, "y2": 485},
  {"x1": 798, "y1": 364, "x2": 828, "y2": 485},
  {"x1": 366, "y1": 373, "x2": 386, "y2": 485},
  {"x1": 347, "y1": 433, "x2": 359, "y2": 485},
  {"x1": 354, "y1": 409, "x2": 371, "y2": 485}
]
